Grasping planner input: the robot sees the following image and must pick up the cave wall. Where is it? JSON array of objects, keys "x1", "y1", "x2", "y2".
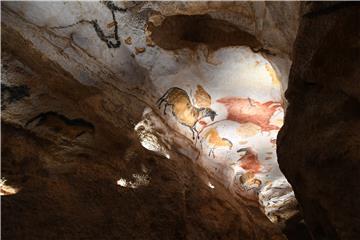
[
  {"x1": 3, "y1": 1, "x2": 360, "y2": 239},
  {"x1": 8, "y1": 1, "x2": 349, "y2": 239},
  {"x1": 277, "y1": 2, "x2": 360, "y2": 239},
  {"x1": 0, "y1": 1, "x2": 301, "y2": 239},
  {"x1": 2, "y1": 121, "x2": 286, "y2": 240},
  {"x1": 1, "y1": 37, "x2": 286, "y2": 239},
  {"x1": 1, "y1": 0, "x2": 303, "y2": 226}
]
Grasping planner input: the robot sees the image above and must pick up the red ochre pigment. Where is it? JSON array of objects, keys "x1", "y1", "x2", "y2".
[
  {"x1": 239, "y1": 148, "x2": 261, "y2": 173},
  {"x1": 217, "y1": 97, "x2": 282, "y2": 131}
]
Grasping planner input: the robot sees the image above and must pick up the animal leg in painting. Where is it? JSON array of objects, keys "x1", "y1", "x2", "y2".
[
  {"x1": 193, "y1": 126, "x2": 200, "y2": 141},
  {"x1": 208, "y1": 148, "x2": 216, "y2": 158},
  {"x1": 187, "y1": 125, "x2": 196, "y2": 140},
  {"x1": 202, "y1": 128, "x2": 233, "y2": 158}
]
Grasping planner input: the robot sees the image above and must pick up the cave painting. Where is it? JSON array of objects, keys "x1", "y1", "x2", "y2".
[
  {"x1": 237, "y1": 122, "x2": 261, "y2": 137},
  {"x1": 200, "y1": 127, "x2": 233, "y2": 158},
  {"x1": 217, "y1": 97, "x2": 282, "y2": 132},
  {"x1": 25, "y1": 111, "x2": 95, "y2": 140},
  {"x1": 239, "y1": 172, "x2": 262, "y2": 190},
  {"x1": 51, "y1": 2, "x2": 125, "y2": 49},
  {"x1": 194, "y1": 85, "x2": 211, "y2": 108},
  {"x1": 157, "y1": 86, "x2": 216, "y2": 140},
  {"x1": 237, "y1": 147, "x2": 261, "y2": 173}
]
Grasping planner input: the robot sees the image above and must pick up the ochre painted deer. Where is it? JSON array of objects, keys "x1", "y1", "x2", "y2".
[
  {"x1": 156, "y1": 87, "x2": 216, "y2": 140},
  {"x1": 200, "y1": 127, "x2": 232, "y2": 158}
]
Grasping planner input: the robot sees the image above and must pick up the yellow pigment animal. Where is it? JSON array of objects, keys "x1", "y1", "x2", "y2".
[
  {"x1": 201, "y1": 128, "x2": 233, "y2": 158},
  {"x1": 157, "y1": 87, "x2": 216, "y2": 139},
  {"x1": 239, "y1": 172, "x2": 262, "y2": 190}
]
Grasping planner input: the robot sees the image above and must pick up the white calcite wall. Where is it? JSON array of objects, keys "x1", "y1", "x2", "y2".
[{"x1": 143, "y1": 45, "x2": 296, "y2": 222}]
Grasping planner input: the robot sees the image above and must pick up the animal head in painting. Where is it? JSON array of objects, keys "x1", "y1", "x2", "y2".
[{"x1": 200, "y1": 108, "x2": 217, "y2": 121}]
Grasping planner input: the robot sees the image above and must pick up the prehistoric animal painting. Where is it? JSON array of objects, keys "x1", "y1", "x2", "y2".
[
  {"x1": 25, "y1": 111, "x2": 95, "y2": 140},
  {"x1": 237, "y1": 122, "x2": 261, "y2": 137},
  {"x1": 156, "y1": 87, "x2": 216, "y2": 140},
  {"x1": 237, "y1": 147, "x2": 261, "y2": 173},
  {"x1": 194, "y1": 85, "x2": 211, "y2": 108},
  {"x1": 51, "y1": 1, "x2": 126, "y2": 49},
  {"x1": 217, "y1": 97, "x2": 282, "y2": 132},
  {"x1": 239, "y1": 172, "x2": 262, "y2": 190},
  {"x1": 200, "y1": 127, "x2": 233, "y2": 158},
  {"x1": 1, "y1": 83, "x2": 30, "y2": 110}
]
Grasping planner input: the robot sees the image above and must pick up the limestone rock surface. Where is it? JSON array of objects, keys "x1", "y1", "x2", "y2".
[{"x1": 278, "y1": 2, "x2": 360, "y2": 239}]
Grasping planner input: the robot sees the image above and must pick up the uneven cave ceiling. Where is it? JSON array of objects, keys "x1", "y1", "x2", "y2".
[{"x1": 2, "y1": 1, "x2": 301, "y2": 226}]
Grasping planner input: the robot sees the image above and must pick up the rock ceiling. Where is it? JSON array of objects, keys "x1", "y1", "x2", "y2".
[{"x1": 2, "y1": 1, "x2": 301, "y2": 225}]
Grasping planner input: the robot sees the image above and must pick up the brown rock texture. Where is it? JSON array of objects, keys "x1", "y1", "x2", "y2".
[
  {"x1": 1, "y1": 15, "x2": 285, "y2": 240},
  {"x1": 8, "y1": 1, "x2": 360, "y2": 239},
  {"x1": 2, "y1": 122, "x2": 285, "y2": 240},
  {"x1": 277, "y1": 2, "x2": 360, "y2": 240}
]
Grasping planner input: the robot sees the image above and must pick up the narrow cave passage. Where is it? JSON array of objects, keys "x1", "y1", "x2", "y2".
[
  {"x1": 1, "y1": 2, "x2": 300, "y2": 239},
  {"x1": 3, "y1": 2, "x2": 357, "y2": 240}
]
